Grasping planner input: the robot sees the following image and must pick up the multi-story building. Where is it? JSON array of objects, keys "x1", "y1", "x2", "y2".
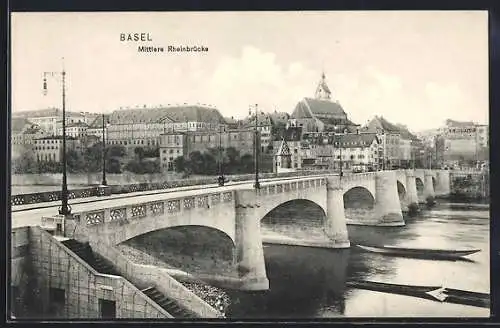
[
  {"x1": 56, "y1": 122, "x2": 89, "y2": 139},
  {"x1": 275, "y1": 129, "x2": 380, "y2": 172},
  {"x1": 105, "y1": 105, "x2": 227, "y2": 150},
  {"x1": 158, "y1": 129, "x2": 256, "y2": 171},
  {"x1": 242, "y1": 113, "x2": 272, "y2": 152},
  {"x1": 476, "y1": 124, "x2": 488, "y2": 148},
  {"x1": 13, "y1": 108, "x2": 91, "y2": 136},
  {"x1": 363, "y1": 116, "x2": 402, "y2": 169},
  {"x1": 287, "y1": 73, "x2": 359, "y2": 135},
  {"x1": 32, "y1": 136, "x2": 81, "y2": 162},
  {"x1": 438, "y1": 119, "x2": 488, "y2": 162},
  {"x1": 86, "y1": 115, "x2": 110, "y2": 141},
  {"x1": 11, "y1": 118, "x2": 48, "y2": 160}
]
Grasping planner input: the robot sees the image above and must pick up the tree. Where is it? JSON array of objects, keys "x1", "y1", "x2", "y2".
[
  {"x1": 108, "y1": 145, "x2": 126, "y2": 158},
  {"x1": 225, "y1": 147, "x2": 240, "y2": 166},
  {"x1": 107, "y1": 157, "x2": 122, "y2": 173},
  {"x1": 67, "y1": 149, "x2": 86, "y2": 173},
  {"x1": 12, "y1": 149, "x2": 38, "y2": 174},
  {"x1": 240, "y1": 154, "x2": 254, "y2": 173},
  {"x1": 84, "y1": 142, "x2": 103, "y2": 172},
  {"x1": 173, "y1": 156, "x2": 187, "y2": 173},
  {"x1": 134, "y1": 147, "x2": 145, "y2": 161}
]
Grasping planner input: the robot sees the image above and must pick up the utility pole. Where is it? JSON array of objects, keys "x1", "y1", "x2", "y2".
[
  {"x1": 218, "y1": 124, "x2": 225, "y2": 186},
  {"x1": 101, "y1": 114, "x2": 107, "y2": 186},
  {"x1": 43, "y1": 57, "x2": 71, "y2": 215},
  {"x1": 250, "y1": 104, "x2": 260, "y2": 189}
]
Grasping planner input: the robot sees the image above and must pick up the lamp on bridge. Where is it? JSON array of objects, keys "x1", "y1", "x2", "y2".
[
  {"x1": 218, "y1": 124, "x2": 226, "y2": 186},
  {"x1": 43, "y1": 58, "x2": 71, "y2": 216},
  {"x1": 249, "y1": 104, "x2": 261, "y2": 189}
]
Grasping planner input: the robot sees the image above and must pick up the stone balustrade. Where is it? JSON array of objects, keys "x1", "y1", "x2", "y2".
[
  {"x1": 72, "y1": 191, "x2": 235, "y2": 227},
  {"x1": 257, "y1": 177, "x2": 326, "y2": 196}
]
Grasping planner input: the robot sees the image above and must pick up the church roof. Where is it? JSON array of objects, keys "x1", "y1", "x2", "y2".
[
  {"x1": 108, "y1": 105, "x2": 225, "y2": 125},
  {"x1": 276, "y1": 139, "x2": 291, "y2": 156},
  {"x1": 292, "y1": 98, "x2": 347, "y2": 119}
]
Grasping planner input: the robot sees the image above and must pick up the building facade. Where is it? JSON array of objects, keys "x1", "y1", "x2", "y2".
[
  {"x1": 33, "y1": 136, "x2": 81, "y2": 162},
  {"x1": 363, "y1": 116, "x2": 403, "y2": 169},
  {"x1": 104, "y1": 105, "x2": 227, "y2": 150},
  {"x1": 158, "y1": 129, "x2": 256, "y2": 171},
  {"x1": 56, "y1": 122, "x2": 89, "y2": 139}
]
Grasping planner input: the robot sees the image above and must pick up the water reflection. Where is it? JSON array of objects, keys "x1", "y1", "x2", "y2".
[{"x1": 228, "y1": 201, "x2": 490, "y2": 318}]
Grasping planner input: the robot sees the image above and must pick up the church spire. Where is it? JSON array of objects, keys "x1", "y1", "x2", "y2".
[{"x1": 315, "y1": 71, "x2": 332, "y2": 100}]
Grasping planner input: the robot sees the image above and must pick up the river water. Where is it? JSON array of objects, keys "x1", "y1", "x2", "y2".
[{"x1": 227, "y1": 201, "x2": 490, "y2": 318}]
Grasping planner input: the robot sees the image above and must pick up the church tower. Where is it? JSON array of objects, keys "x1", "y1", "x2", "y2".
[{"x1": 315, "y1": 72, "x2": 332, "y2": 100}]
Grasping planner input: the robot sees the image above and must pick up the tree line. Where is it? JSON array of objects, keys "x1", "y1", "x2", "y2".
[
  {"x1": 173, "y1": 147, "x2": 256, "y2": 176},
  {"x1": 12, "y1": 144, "x2": 161, "y2": 175}
]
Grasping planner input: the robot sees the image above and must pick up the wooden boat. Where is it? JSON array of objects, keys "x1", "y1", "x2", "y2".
[
  {"x1": 356, "y1": 244, "x2": 480, "y2": 259},
  {"x1": 347, "y1": 280, "x2": 490, "y2": 308}
]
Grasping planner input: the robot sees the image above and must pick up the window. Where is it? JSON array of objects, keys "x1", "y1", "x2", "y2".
[
  {"x1": 99, "y1": 299, "x2": 116, "y2": 319},
  {"x1": 163, "y1": 150, "x2": 167, "y2": 154}
]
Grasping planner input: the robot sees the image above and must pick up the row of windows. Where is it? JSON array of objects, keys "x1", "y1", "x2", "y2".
[
  {"x1": 108, "y1": 139, "x2": 157, "y2": 146},
  {"x1": 162, "y1": 149, "x2": 181, "y2": 154},
  {"x1": 34, "y1": 140, "x2": 63, "y2": 144},
  {"x1": 37, "y1": 153, "x2": 57, "y2": 161}
]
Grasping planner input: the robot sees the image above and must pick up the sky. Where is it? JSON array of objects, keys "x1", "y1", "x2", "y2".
[{"x1": 11, "y1": 11, "x2": 488, "y2": 132}]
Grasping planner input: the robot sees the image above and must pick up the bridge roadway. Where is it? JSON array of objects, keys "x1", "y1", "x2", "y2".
[{"x1": 11, "y1": 173, "x2": 338, "y2": 228}]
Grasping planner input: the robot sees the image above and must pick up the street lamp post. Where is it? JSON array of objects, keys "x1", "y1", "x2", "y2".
[
  {"x1": 249, "y1": 104, "x2": 260, "y2": 189},
  {"x1": 43, "y1": 58, "x2": 71, "y2": 215},
  {"x1": 101, "y1": 114, "x2": 108, "y2": 186},
  {"x1": 218, "y1": 124, "x2": 225, "y2": 186}
]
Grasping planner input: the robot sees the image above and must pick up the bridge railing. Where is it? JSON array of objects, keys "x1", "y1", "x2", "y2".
[
  {"x1": 11, "y1": 187, "x2": 99, "y2": 206},
  {"x1": 71, "y1": 190, "x2": 236, "y2": 228},
  {"x1": 11, "y1": 169, "x2": 420, "y2": 206},
  {"x1": 256, "y1": 176, "x2": 327, "y2": 196}
]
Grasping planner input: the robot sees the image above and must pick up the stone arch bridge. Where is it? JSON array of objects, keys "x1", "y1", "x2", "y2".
[{"x1": 61, "y1": 169, "x2": 450, "y2": 291}]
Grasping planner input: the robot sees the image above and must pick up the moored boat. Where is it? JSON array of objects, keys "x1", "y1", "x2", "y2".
[
  {"x1": 356, "y1": 244, "x2": 480, "y2": 259},
  {"x1": 347, "y1": 280, "x2": 490, "y2": 308}
]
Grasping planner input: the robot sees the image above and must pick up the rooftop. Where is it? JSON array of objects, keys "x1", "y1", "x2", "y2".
[
  {"x1": 109, "y1": 105, "x2": 226, "y2": 125},
  {"x1": 34, "y1": 135, "x2": 79, "y2": 140},
  {"x1": 292, "y1": 97, "x2": 347, "y2": 119},
  {"x1": 12, "y1": 117, "x2": 32, "y2": 133},
  {"x1": 13, "y1": 108, "x2": 86, "y2": 118}
]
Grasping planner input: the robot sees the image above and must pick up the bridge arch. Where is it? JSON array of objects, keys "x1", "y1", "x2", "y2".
[
  {"x1": 432, "y1": 176, "x2": 437, "y2": 190},
  {"x1": 397, "y1": 180, "x2": 406, "y2": 201},
  {"x1": 343, "y1": 187, "x2": 375, "y2": 209},
  {"x1": 119, "y1": 225, "x2": 236, "y2": 276},
  {"x1": 415, "y1": 177, "x2": 424, "y2": 195},
  {"x1": 260, "y1": 199, "x2": 327, "y2": 238}
]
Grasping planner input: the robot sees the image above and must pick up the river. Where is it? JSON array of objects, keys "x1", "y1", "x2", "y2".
[{"x1": 227, "y1": 201, "x2": 490, "y2": 318}]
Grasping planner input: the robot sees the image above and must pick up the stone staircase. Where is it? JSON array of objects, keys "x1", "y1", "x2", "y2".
[
  {"x1": 141, "y1": 286, "x2": 196, "y2": 319},
  {"x1": 61, "y1": 239, "x2": 197, "y2": 318},
  {"x1": 61, "y1": 239, "x2": 119, "y2": 276}
]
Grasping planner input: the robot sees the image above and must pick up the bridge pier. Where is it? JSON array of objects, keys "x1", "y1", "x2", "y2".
[
  {"x1": 234, "y1": 191, "x2": 269, "y2": 291},
  {"x1": 405, "y1": 170, "x2": 419, "y2": 209},
  {"x1": 325, "y1": 180, "x2": 350, "y2": 248},
  {"x1": 374, "y1": 171, "x2": 405, "y2": 227},
  {"x1": 434, "y1": 170, "x2": 451, "y2": 197},
  {"x1": 424, "y1": 171, "x2": 436, "y2": 200}
]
